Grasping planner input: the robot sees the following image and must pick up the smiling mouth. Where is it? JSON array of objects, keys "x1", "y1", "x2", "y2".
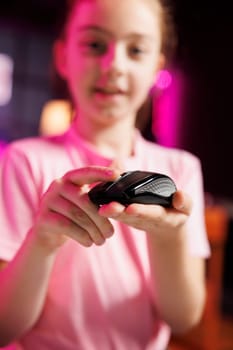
[{"x1": 94, "y1": 87, "x2": 125, "y2": 95}]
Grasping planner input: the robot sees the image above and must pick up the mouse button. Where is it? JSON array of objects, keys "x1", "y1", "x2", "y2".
[
  {"x1": 93, "y1": 180, "x2": 114, "y2": 193},
  {"x1": 94, "y1": 182, "x2": 129, "y2": 205},
  {"x1": 120, "y1": 171, "x2": 133, "y2": 177},
  {"x1": 105, "y1": 180, "x2": 129, "y2": 196},
  {"x1": 124, "y1": 170, "x2": 153, "y2": 183},
  {"x1": 100, "y1": 171, "x2": 131, "y2": 193},
  {"x1": 113, "y1": 171, "x2": 138, "y2": 191},
  {"x1": 88, "y1": 180, "x2": 113, "y2": 202},
  {"x1": 117, "y1": 171, "x2": 153, "y2": 192}
]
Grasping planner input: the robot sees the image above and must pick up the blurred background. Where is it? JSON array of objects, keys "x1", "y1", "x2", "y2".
[
  {"x1": 0, "y1": 0, "x2": 233, "y2": 199},
  {"x1": 1, "y1": 0, "x2": 233, "y2": 338}
]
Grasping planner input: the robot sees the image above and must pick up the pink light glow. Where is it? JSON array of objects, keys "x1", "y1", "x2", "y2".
[
  {"x1": 152, "y1": 69, "x2": 185, "y2": 148},
  {"x1": 155, "y1": 69, "x2": 172, "y2": 90}
]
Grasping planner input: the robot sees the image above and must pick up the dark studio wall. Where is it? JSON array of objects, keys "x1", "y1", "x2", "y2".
[
  {"x1": 171, "y1": 1, "x2": 233, "y2": 315},
  {"x1": 0, "y1": 0, "x2": 233, "y2": 201},
  {"x1": 0, "y1": 26, "x2": 54, "y2": 139},
  {"x1": 0, "y1": 1, "x2": 67, "y2": 140},
  {"x1": 173, "y1": 0, "x2": 233, "y2": 201}
]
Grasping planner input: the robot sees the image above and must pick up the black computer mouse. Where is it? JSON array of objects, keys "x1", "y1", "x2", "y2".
[{"x1": 88, "y1": 170, "x2": 177, "y2": 207}]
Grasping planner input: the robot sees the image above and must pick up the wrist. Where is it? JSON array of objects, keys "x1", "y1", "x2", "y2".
[
  {"x1": 28, "y1": 227, "x2": 66, "y2": 256},
  {"x1": 147, "y1": 224, "x2": 187, "y2": 248}
]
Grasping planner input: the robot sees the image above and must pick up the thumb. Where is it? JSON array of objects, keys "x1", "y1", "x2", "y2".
[
  {"x1": 63, "y1": 166, "x2": 120, "y2": 186},
  {"x1": 172, "y1": 190, "x2": 192, "y2": 215}
]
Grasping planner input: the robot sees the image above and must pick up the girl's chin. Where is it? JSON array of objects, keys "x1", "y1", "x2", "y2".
[{"x1": 91, "y1": 105, "x2": 131, "y2": 123}]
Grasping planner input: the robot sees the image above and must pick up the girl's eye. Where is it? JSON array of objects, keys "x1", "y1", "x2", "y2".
[
  {"x1": 129, "y1": 46, "x2": 145, "y2": 58},
  {"x1": 85, "y1": 41, "x2": 107, "y2": 55}
]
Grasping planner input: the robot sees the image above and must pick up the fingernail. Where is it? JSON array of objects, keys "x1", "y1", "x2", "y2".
[{"x1": 106, "y1": 230, "x2": 114, "y2": 238}]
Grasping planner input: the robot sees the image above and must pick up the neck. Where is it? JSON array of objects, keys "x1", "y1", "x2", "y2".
[{"x1": 73, "y1": 116, "x2": 136, "y2": 159}]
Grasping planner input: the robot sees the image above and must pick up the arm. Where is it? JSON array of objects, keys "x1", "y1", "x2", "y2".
[
  {"x1": 98, "y1": 190, "x2": 207, "y2": 334},
  {"x1": 0, "y1": 236, "x2": 57, "y2": 346},
  {"x1": 0, "y1": 166, "x2": 119, "y2": 346},
  {"x1": 147, "y1": 220, "x2": 206, "y2": 333}
]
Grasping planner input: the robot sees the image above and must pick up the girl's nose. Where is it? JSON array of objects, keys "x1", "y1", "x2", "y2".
[{"x1": 101, "y1": 44, "x2": 126, "y2": 78}]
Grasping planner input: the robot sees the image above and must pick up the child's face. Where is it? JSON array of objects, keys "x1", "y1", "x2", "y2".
[{"x1": 59, "y1": 0, "x2": 163, "y2": 125}]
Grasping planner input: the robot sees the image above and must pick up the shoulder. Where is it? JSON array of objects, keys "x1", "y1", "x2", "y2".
[
  {"x1": 139, "y1": 136, "x2": 201, "y2": 170},
  {"x1": 6, "y1": 133, "x2": 66, "y2": 152},
  {"x1": 0, "y1": 133, "x2": 72, "y2": 184},
  {"x1": 137, "y1": 136, "x2": 203, "y2": 191},
  {"x1": 2, "y1": 133, "x2": 68, "y2": 163}
]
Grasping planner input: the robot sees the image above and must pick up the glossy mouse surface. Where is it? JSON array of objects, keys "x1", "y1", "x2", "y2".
[{"x1": 88, "y1": 170, "x2": 177, "y2": 207}]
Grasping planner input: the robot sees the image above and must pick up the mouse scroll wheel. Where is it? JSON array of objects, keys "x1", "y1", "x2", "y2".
[{"x1": 134, "y1": 178, "x2": 176, "y2": 197}]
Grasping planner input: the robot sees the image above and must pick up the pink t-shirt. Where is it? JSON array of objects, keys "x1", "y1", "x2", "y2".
[{"x1": 0, "y1": 126, "x2": 210, "y2": 350}]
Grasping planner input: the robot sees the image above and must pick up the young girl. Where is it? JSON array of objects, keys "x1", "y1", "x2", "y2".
[{"x1": 0, "y1": 0, "x2": 210, "y2": 349}]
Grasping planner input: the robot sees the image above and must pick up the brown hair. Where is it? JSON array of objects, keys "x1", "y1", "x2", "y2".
[
  {"x1": 159, "y1": 0, "x2": 177, "y2": 64},
  {"x1": 55, "y1": 0, "x2": 177, "y2": 64},
  {"x1": 51, "y1": 0, "x2": 177, "y2": 101}
]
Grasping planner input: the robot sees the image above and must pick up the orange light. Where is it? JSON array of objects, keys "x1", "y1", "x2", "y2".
[{"x1": 39, "y1": 99, "x2": 73, "y2": 136}]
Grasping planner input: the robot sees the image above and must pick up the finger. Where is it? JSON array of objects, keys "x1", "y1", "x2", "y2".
[
  {"x1": 172, "y1": 190, "x2": 192, "y2": 215},
  {"x1": 99, "y1": 201, "x2": 166, "y2": 232},
  {"x1": 98, "y1": 201, "x2": 150, "y2": 229},
  {"x1": 75, "y1": 192, "x2": 115, "y2": 239},
  {"x1": 38, "y1": 210, "x2": 94, "y2": 247},
  {"x1": 99, "y1": 201, "x2": 165, "y2": 218},
  {"x1": 63, "y1": 166, "x2": 120, "y2": 186},
  {"x1": 49, "y1": 194, "x2": 110, "y2": 245},
  {"x1": 98, "y1": 201, "x2": 126, "y2": 218},
  {"x1": 57, "y1": 181, "x2": 115, "y2": 239}
]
